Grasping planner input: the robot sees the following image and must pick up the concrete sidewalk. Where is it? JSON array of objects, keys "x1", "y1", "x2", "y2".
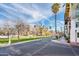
[
  {"x1": 70, "y1": 42, "x2": 79, "y2": 46},
  {"x1": 59, "y1": 37, "x2": 67, "y2": 43},
  {"x1": 52, "y1": 36, "x2": 68, "y2": 45},
  {"x1": 52, "y1": 37, "x2": 79, "y2": 46}
]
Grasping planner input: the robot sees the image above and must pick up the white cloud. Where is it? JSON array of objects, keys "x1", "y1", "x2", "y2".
[
  {"x1": 11, "y1": 4, "x2": 44, "y2": 22},
  {"x1": 0, "y1": 3, "x2": 65, "y2": 31},
  {"x1": 0, "y1": 3, "x2": 53, "y2": 24},
  {"x1": 11, "y1": 4, "x2": 52, "y2": 23}
]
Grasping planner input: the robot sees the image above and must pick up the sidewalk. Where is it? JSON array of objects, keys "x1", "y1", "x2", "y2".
[
  {"x1": 52, "y1": 36, "x2": 68, "y2": 45},
  {"x1": 52, "y1": 37, "x2": 79, "y2": 46},
  {"x1": 70, "y1": 42, "x2": 79, "y2": 46},
  {"x1": 59, "y1": 37, "x2": 67, "y2": 43}
]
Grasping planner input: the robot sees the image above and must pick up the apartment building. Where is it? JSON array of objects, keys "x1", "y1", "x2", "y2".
[{"x1": 70, "y1": 4, "x2": 79, "y2": 43}]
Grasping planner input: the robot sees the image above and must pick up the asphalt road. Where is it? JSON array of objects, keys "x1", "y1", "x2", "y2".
[{"x1": 0, "y1": 37, "x2": 79, "y2": 56}]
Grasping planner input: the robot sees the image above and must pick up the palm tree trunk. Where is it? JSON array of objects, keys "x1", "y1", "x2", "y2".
[{"x1": 55, "y1": 13, "x2": 57, "y2": 34}]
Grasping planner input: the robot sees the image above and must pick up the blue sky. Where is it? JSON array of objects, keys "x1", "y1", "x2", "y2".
[{"x1": 0, "y1": 3, "x2": 65, "y2": 31}]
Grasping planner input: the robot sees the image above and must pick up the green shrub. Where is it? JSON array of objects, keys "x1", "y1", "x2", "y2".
[{"x1": 64, "y1": 35, "x2": 70, "y2": 43}]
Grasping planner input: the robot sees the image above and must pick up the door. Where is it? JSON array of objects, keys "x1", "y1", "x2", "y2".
[{"x1": 75, "y1": 30, "x2": 77, "y2": 43}]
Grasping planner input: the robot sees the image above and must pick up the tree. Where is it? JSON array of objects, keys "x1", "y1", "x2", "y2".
[
  {"x1": 51, "y1": 3, "x2": 60, "y2": 37},
  {"x1": 4, "y1": 20, "x2": 13, "y2": 44},
  {"x1": 15, "y1": 20, "x2": 22, "y2": 40},
  {"x1": 15, "y1": 19, "x2": 28, "y2": 40}
]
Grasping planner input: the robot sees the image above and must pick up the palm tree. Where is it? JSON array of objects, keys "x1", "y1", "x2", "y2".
[{"x1": 51, "y1": 3, "x2": 60, "y2": 38}]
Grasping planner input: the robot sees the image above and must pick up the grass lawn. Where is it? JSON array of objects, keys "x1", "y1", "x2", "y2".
[
  {"x1": 0, "y1": 36, "x2": 48, "y2": 44},
  {"x1": 0, "y1": 38, "x2": 9, "y2": 44}
]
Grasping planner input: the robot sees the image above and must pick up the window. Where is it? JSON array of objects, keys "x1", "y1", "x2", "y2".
[
  {"x1": 76, "y1": 22, "x2": 79, "y2": 28},
  {"x1": 77, "y1": 32, "x2": 79, "y2": 38}
]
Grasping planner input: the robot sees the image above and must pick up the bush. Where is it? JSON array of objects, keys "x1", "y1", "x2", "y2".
[
  {"x1": 53, "y1": 35, "x2": 60, "y2": 40},
  {"x1": 52, "y1": 34, "x2": 62, "y2": 40},
  {"x1": 64, "y1": 35, "x2": 70, "y2": 43},
  {"x1": 59, "y1": 35, "x2": 62, "y2": 38}
]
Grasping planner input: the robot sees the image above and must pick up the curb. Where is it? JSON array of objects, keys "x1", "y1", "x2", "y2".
[
  {"x1": 0, "y1": 38, "x2": 43, "y2": 48},
  {"x1": 70, "y1": 42, "x2": 79, "y2": 46}
]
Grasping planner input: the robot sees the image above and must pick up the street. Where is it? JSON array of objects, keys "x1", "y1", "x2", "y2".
[{"x1": 0, "y1": 37, "x2": 79, "y2": 56}]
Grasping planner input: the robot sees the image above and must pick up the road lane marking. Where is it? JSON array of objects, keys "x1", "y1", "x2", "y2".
[
  {"x1": 8, "y1": 46, "x2": 22, "y2": 55},
  {"x1": 31, "y1": 42, "x2": 50, "y2": 55}
]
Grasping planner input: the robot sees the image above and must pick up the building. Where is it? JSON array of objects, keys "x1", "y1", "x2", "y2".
[
  {"x1": 64, "y1": 3, "x2": 71, "y2": 39},
  {"x1": 70, "y1": 4, "x2": 79, "y2": 43}
]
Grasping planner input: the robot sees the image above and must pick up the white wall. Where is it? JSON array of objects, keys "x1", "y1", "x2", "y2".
[
  {"x1": 70, "y1": 4, "x2": 79, "y2": 43},
  {"x1": 70, "y1": 19, "x2": 76, "y2": 43},
  {"x1": 70, "y1": 19, "x2": 79, "y2": 43}
]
